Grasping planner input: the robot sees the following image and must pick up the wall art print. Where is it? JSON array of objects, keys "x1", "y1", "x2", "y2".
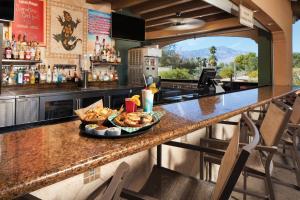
[
  {"x1": 87, "y1": 9, "x2": 111, "y2": 54},
  {"x1": 12, "y1": 0, "x2": 46, "y2": 45},
  {"x1": 47, "y1": 1, "x2": 87, "y2": 59}
]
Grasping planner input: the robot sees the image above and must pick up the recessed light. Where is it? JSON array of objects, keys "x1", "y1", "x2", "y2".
[
  {"x1": 253, "y1": 10, "x2": 258, "y2": 13},
  {"x1": 267, "y1": 22, "x2": 273, "y2": 26}
]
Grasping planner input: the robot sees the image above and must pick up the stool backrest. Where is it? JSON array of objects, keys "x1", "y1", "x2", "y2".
[
  {"x1": 260, "y1": 100, "x2": 292, "y2": 146},
  {"x1": 290, "y1": 96, "x2": 300, "y2": 125},
  {"x1": 211, "y1": 114, "x2": 260, "y2": 200}
]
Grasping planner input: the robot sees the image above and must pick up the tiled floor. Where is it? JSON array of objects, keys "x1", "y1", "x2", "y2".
[{"x1": 231, "y1": 146, "x2": 300, "y2": 200}]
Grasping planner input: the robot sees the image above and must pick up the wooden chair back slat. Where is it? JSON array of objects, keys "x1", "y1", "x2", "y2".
[
  {"x1": 291, "y1": 96, "x2": 300, "y2": 125},
  {"x1": 260, "y1": 101, "x2": 292, "y2": 147},
  {"x1": 211, "y1": 114, "x2": 260, "y2": 200}
]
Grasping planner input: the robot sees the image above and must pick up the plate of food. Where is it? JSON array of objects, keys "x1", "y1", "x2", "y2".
[
  {"x1": 75, "y1": 99, "x2": 118, "y2": 124},
  {"x1": 108, "y1": 111, "x2": 164, "y2": 133}
]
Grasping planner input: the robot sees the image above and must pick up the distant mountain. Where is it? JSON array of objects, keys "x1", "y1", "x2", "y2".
[{"x1": 176, "y1": 46, "x2": 250, "y2": 63}]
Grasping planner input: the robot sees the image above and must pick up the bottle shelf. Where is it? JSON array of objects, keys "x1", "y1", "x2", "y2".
[
  {"x1": 91, "y1": 61, "x2": 120, "y2": 66},
  {"x1": 2, "y1": 59, "x2": 42, "y2": 65}
]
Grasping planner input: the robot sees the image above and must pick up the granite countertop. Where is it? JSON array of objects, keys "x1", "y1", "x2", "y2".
[
  {"x1": 0, "y1": 85, "x2": 143, "y2": 98},
  {"x1": 0, "y1": 86, "x2": 298, "y2": 199}
]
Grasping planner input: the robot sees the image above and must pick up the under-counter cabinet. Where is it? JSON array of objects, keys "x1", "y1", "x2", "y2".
[
  {"x1": 0, "y1": 98, "x2": 15, "y2": 127},
  {"x1": 16, "y1": 96, "x2": 39, "y2": 125},
  {"x1": 40, "y1": 95, "x2": 77, "y2": 121}
]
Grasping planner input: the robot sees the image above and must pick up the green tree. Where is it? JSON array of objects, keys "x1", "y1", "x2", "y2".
[
  {"x1": 293, "y1": 53, "x2": 300, "y2": 68},
  {"x1": 218, "y1": 67, "x2": 234, "y2": 78},
  {"x1": 160, "y1": 44, "x2": 181, "y2": 67},
  {"x1": 159, "y1": 68, "x2": 192, "y2": 80},
  {"x1": 209, "y1": 46, "x2": 217, "y2": 67},
  {"x1": 234, "y1": 53, "x2": 258, "y2": 72},
  {"x1": 247, "y1": 70, "x2": 258, "y2": 78}
]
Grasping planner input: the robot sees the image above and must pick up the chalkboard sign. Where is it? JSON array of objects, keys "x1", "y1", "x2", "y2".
[{"x1": 12, "y1": 0, "x2": 45, "y2": 45}]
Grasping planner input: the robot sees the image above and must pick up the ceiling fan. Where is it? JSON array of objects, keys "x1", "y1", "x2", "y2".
[{"x1": 163, "y1": 12, "x2": 206, "y2": 31}]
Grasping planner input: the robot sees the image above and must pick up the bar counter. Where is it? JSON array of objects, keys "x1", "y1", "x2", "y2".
[{"x1": 0, "y1": 86, "x2": 299, "y2": 199}]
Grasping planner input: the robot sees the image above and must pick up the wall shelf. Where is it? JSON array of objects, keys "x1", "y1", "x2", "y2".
[
  {"x1": 91, "y1": 61, "x2": 120, "y2": 66},
  {"x1": 2, "y1": 59, "x2": 42, "y2": 65}
]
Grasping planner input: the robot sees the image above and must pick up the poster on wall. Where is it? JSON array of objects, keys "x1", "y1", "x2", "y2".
[
  {"x1": 47, "y1": 1, "x2": 86, "y2": 59},
  {"x1": 87, "y1": 9, "x2": 112, "y2": 54},
  {"x1": 12, "y1": 0, "x2": 46, "y2": 45}
]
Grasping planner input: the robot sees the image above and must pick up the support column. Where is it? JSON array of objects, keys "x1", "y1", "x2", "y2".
[
  {"x1": 273, "y1": 31, "x2": 293, "y2": 86},
  {"x1": 258, "y1": 29, "x2": 272, "y2": 86}
]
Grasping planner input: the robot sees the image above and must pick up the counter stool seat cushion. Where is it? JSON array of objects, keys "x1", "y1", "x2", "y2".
[
  {"x1": 245, "y1": 150, "x2": 266, "y2": 175},
  {"x1": 282, "y1": 132, "x2": 293, "y2": 144},
  {"x1": 139, "y1": 165, "x2": 214, "y2": 200}
]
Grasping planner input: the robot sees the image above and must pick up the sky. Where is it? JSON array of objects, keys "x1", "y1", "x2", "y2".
[
  {"x1": 293, "y1": 21, "x2": 300, "y2": 53},
  {"x1": 173, "y1": 20, "x2": 300, "y2": 53}
]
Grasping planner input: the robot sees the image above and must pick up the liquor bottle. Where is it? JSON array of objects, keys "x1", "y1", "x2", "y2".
[
  {"x1": 46, "y1": 65, "x2": 52, "y2": 83},
  {"x1": 4, "y1": 32, "x2": 12, "y2": 59},
  {"x1": 19, "y1": 44, "x2": 25, "y2": 60},
  {"x1": 25, "y1": 41, "x2": 31, "y2": 60},
  {"x1": 2, "y1": 67, "x2": 8, "y2": 85},
  {"x1": 23, "y1": 67, "x2": 30, "y2": 84},
  {"x1": 52, "y1": 66, "x2": 58, "y2": 83},
  {"x1": 35, "y1": 43, "x2": 41, "y2": 61},
  {"x1": 30, "y1": 67, "x2": 35, "y2": 84},
  {"x1": 34, "y1": 65, "x2": 40, "y2": 83},
  {"x1": 8, "y1": 65, "x2": 15, "y2": 85},
  {"x1": 101, "y1": 39, "x2": 106, "y2": 62},
  {"x1": 73, "y1": 67, "x2": 79, "y2": 83},
  {"x1": 57, "y1": 67, "x2": 63, "y2": 83},
  {"x1": 30, "y1": 41, "x2": 36, "y2": 60},
  {"x1": 61, "y1": 67, "x2": 66, "y2": 83},
  {"x1": 94, "y1": 36, "x2": 101, "y2": 56},
  {"x1": 92, "y1": 68, "x2": 97, "y2": 81},
  {"x1": 17, "y1": 67, "x2": 23, "y2": 85},
  {"x1": 40, "y1": 65, "x2": 47, "y2": 84},
  {"x1": 11, "y1": 34, "x2": 18, "y2": 59},
  {"x1": 16, "y1": 34, "x2": 22, "y2": 60},
  {"x1": 103, "y1": 70, "x2": 109, "y2": 81}
]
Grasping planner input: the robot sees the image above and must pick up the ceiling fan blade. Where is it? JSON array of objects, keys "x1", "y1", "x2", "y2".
[{"x1": 164, "y1": 18, "x2": 205, "y2": 30}]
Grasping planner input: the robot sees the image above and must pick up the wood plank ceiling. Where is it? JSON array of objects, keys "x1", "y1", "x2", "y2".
[{"x1": 87, "y1": 0, "x2": 245, "y2": 41}]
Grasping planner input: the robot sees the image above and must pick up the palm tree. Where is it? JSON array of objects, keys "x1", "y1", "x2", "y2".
[{"x1": 209, "y1": 46, "x2": 217, "y2": 67}]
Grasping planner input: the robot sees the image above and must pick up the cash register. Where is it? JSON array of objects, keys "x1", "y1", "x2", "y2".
[{"x1": 197, "y1": 68, "x2": 225, "y2": 94}]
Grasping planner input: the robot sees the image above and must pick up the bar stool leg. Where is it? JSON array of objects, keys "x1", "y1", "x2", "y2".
[
  {"x1": 157, "y1": 145, "x2": 162, "y2": 167},
  {"x1": 243, "y1": 170, "x2": 247, "y2": 200},
  {"x1": 265, "y1": 173, "x2": 275, "y2": 200}
]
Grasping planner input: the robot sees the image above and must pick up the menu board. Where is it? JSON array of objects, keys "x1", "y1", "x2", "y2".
[
  {"x1": 87, "y1": 9, "x2": 111, "y2": 53},
  {"x1": 12, "y1": 0, "x2": 45, "y2": 45}
]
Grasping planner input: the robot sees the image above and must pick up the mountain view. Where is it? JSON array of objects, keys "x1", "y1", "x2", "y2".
[{"x1": 176, "y1": 46, "x2": 251, "y2": 63}]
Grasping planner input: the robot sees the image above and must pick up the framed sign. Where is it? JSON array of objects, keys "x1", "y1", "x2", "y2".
[
  {"x1": 46, "y1": 1, "x2": 87, "y2": 59},
  {"x1": 11, "y1": 0, "x2": 46, "y2": 45},
  {"x1": 239, "y1": 5, "x2": 254, "y2": 29},
  {"x1": 87, "y1": 9, "x2": 111, "y2": 54}
]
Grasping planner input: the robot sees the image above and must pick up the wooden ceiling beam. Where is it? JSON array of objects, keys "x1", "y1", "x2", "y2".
[
  {"x1": 141, "y1": 0, "x2": 210, "y2": 21},
  {"x1": 129, "y1": 0, "x2": 193, "y2": 15},
  {"x1": 146, "y1": 6, "x2": 223, "y2": 28},
  {"x1": 145, "y1": 14, "x2": 234, "y2": 32},
  {"x1": 145, "y1": 17, "x2": 243, "y2": 40},
  {"x1": 110, "y1": 0, "x2": 148, "y2": 11}
]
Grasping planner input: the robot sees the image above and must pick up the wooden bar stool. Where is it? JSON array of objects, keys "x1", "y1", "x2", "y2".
[
  {"x1": 120, "y1": 113, "x2": 260, "y2": 200},
  {"x1": 200, "y1": 100, "x2": 292, "y2": 200}
]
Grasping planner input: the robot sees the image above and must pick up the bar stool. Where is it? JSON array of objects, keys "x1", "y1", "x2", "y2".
[
  {"x1": 200, "y1": 100, "x2": 292, "y2": 200},
  {"x1": 279, "y1": 96, "x2": 300, "y2": 186},
  {"x1": 16, "y1": 162, "x2": 130, "y2": 200},
  {"x1": 118, "y1": 114, "x2": 260, "y2": 200}
]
